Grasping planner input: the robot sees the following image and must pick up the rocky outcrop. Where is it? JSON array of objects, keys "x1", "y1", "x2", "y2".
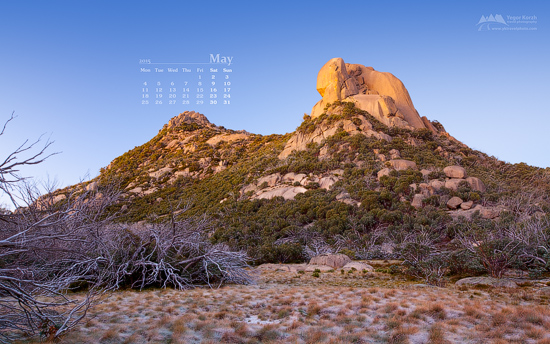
[
  {"x1": 448, "y1": 204, "x2": 505, "y2": 220},
  {"x1": 253, "y1": 186, "x2": 307, "y2": 201},
  {"x1": 311, "y1": 58, "x2": 431, "y2": 131},
  {"x1": 242, "y1": 170, "x2": 347, "y2": 201},
  {"x1": 278, "y1": 113, "x2": 391, "y2": 159},
  {"x1": 206, "y1": 133, "x2": 249, "y2": 146},
  {"x1": 257, "y1": 173, "x2": 281, "y2": 188},
  {"x1": 409, "y1": 165, "x2": 488, "y2": 211},
  {"x1": 309, "y1": 254, "x2": 352, "y2": 269},
  {"x1": 165, "y1": 111, "x2": 211, "y2": 129}
]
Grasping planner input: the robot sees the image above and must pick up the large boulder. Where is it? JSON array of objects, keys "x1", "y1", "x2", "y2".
[
  {"x1": 390, "y1": 159, "x2": 417, "y2": 171},
  {"x1": 342, "y1": 262, "x2": 374, "y2": 272},
  {"x1": 455, "y1": 277, "x2": 518, "y2": 288},
  {"x1": 460, "y1": 201, "x2": 474, "y2": 210},
  {"x1": 466, "y1": 177, "x2": 486, "y2": 192},
  {"x1": 447, "y1": 196, "x2": 463, "y2": 210},
  {"x1": 309, "y1": 254, "x2": 351, "y2": 269},
  {"x1": 443, "y1": 166, "x2": 467, "y2": 179},
  {"x1": 310, "y1": 58, "x2": 428, "y2": 130}
]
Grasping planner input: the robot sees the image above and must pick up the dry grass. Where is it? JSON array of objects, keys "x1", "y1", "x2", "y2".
[{"x1": 13, "y1": 264, "x2": 550, "y2": 344}]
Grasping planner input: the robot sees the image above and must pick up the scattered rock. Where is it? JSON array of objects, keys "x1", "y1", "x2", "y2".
[
  {"x1": 455, "y1": 277, "x2": 518, "y2": 288},
  {"x1": 282, "y1": 172, "x2": 307, "y2": 184},
  {"x1": 241, "y1": 184, "x2": 258, "y2": 195},
  {"x1": 443, "y1": 166, "x2": 467, "y2": 179},
  {"x1": 128, "y1": 187, "x2": 143, "y2": 194},
  {"x1": 460, "y1": 201, "x2": 474, "y2": 210},
  {"x1": 53, "y1": 194, "x2": 66, "y2": 203},
  {"x1": 418, "y1": 183, "x2": 432, "y2": 196},
  {"x1": 411, "y1": 194, "x2": 426, "y2": 208},
  {"x1": 254, "y1": 186, "x2": 307, "y2": 200},
  {"x1": 445, "y1": 178, "x2": 464, "y2": 191},
  {"x1": 304, "y1": 265, "x2": 334, "y2": 272},
  {"x1": 149, "y1": 167, "x2": 173, "y2": 179},
  {"x1": 86, "y1": 181, "x2": 99, "y2": 192},
  {"x1": 429, "y1": 179, "x2": 445, "y2": 191},
  {"x1": 420, "y1": 169, "x2": 432, "y2": 178},
  {"x1": 256, "y1": 263, "x2": 308, "y2": 273},
  {"x1": 377, "y1": 168, "x2": 391, "y2": 180},
  {"x1": 342, "y1": 262, "x2": 374, "y2": 272},
  {"x1": 336, "y1": 192, "x2": 360, "y2": 207},
  {"x1": 448, "y1": 205, "x2": 503, "y2": 220},
  {"x1": 389, "y1": 149, "x2": 401, "y2": 159},
  {"x1": 466, "y1": 177, "x2": 486, "y2": 192},
  {"x1": 319, "y1": 175, "x2": 340, "y2": 190},
  {"x1": 257, "y1": 173, "x2": 281, "y2": 187},
  {"x1": 480, "y1": 206, "x2": 502, "y2": 219},
  {"x1": 309, "y1": 254, "x2": 352, "y2": 269},
  {"x1": 390, "y1": 159, "x2": 417, "y2": 171},
  {"x1": 206, "y1": 133, "x2": 249, "y2": 146},
  {"x1": 447, "y1": 196, "x2": 463, "y2": 210}
]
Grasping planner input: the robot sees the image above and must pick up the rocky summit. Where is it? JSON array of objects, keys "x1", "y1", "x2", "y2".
[
  {"x1": 311, "y1": 58, "x2": 436, "y2": 132},
  {"x1": 54, "y1": 58, "x2": 549, "y2": 268}
]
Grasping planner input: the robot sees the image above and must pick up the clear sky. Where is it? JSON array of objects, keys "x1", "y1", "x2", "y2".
[{"x1": 0, "y1": 0, "x2": 548, "y2": 207}]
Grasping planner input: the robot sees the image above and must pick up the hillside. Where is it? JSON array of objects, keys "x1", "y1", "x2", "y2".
[{"x1": 63, "y1": 59, "x2": 549, "y2": 277}]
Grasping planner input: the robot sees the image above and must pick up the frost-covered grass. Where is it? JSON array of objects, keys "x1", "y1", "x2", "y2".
[{"x1": 16, "y1": 265, "x2": 550, "y2": 344}]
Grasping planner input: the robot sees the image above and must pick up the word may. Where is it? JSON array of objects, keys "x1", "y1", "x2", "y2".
[{"x1": 210, "y1": 54, "x2": 233, "y2": 66}]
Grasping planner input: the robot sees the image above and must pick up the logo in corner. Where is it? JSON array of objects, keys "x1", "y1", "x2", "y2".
[{"x1": 476, "y1": 14, "x2": 507, "y2": 31}]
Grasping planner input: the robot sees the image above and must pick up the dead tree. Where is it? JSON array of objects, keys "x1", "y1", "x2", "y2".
[
  {"x1": 0, "y1": 114, "x2": 118, "y2": 342},
  {"x1": 96, "y1": 211, "x2": 254, "y2": 291}
]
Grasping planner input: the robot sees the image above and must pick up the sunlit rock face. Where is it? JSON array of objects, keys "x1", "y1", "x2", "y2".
[{"x1": 311, "y1": 58, "x2": 426, "y2": 130}]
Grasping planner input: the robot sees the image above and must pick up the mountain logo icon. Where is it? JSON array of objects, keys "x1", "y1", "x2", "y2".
[{"x1": 477, "y1": 14, "x2": 508, "y2": 31}]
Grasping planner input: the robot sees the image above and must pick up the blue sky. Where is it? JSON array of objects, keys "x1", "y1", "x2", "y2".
[{"x1": 0, "y1": 0, "x2": 548, "y2": 206}]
